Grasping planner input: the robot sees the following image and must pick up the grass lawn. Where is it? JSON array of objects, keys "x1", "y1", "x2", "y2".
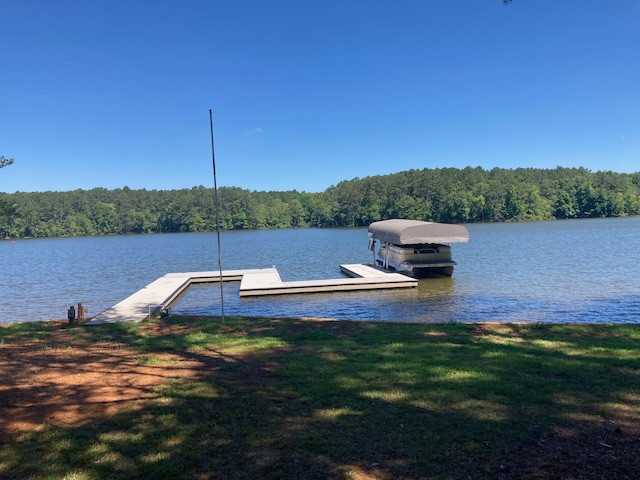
[{"x1": 1, "y1": 317, "x2": 639, "y2": 479}]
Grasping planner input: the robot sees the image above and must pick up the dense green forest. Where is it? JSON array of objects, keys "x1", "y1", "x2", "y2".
[{"x1": 1, "y1": 166, "x2": 640, "y2": 239}]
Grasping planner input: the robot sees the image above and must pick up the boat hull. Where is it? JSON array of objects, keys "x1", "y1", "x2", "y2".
[
  {"x1": 375, "y1": 260, "x2": 454, "y2": 278},
  {"x1": 375, "y1": 243, "x2": 456, "y2": 278}
]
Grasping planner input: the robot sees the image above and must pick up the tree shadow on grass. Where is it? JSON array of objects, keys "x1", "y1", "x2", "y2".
[{"x1": 1, "y1": 317, "x2": 639, "y2": 479}]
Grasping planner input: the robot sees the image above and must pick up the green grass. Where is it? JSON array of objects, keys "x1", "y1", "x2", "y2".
[
  {"x1": 0, "y1": 320, "x2": 62, "y2": 343},
  {"x1": 1, "y1": 317, "x2": 639, "y2": 479}
]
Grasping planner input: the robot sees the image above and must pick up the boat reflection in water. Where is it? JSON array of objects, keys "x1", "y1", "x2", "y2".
[{"x1": 368, "y1": 219, "x2": 470, "y2": 278}]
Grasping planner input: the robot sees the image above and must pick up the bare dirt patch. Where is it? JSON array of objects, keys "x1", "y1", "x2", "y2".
[{"x1": 0, "y1": 322, "x2": 204, "y2": 442}]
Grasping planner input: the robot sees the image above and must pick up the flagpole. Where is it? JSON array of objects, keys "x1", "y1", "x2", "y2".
[{"x1": 209, "y1": 109, "x2": 225, "y2": 322}]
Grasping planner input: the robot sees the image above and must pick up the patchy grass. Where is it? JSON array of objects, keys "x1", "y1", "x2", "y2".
[
  {"x1": 1, "y1": 317, "x2": 639, "y2": 479},
  {"x1": 134, "y1": 354, "x2": 182, "y2": 366}
]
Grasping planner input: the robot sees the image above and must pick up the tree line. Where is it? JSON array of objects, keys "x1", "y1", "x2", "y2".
[
  {"x1": 1, "y1": 166, "x2": 639, "y2": 239},
  {"x1": 0, "y1": 156, "x2": 14, "y2": 221}
]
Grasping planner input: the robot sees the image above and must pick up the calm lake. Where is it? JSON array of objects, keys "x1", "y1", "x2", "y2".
[{"x1": 2, "y1": 217, "x2": 640, "y2": 324}]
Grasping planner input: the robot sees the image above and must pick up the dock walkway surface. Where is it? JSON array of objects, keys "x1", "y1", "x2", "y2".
[{"x1": 86, "y1": 265, "x2": 417, "y2": 325}]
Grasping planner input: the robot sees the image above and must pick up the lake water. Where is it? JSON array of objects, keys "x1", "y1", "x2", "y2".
[{"x1": 2, "y1": 217, "x2": 640, "y2": 324}]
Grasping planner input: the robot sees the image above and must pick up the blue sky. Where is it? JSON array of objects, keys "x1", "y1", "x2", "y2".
[{"x1": 1, "y1": 0, "x2": 638, "y2": 194}]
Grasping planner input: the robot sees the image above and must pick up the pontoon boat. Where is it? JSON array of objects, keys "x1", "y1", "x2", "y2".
[{"x1": 368, "y1": 219, "x2": 469, "y2": 278}]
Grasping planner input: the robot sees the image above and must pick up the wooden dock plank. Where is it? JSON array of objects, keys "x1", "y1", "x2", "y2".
[
  {"x1": 239, "y1": 265, "x2": 416, "y2": 297},
  {"x1": 86, "y1": 274, "x2": 190, "y2": 324},
  {"x1": 238, "y1": 278, "x2": 417, "y2": 296},
  {"x1": 340, "y1": 263, "x2": 389, "y2": 278},
  {"x1": 86, "y1": 265, "x2": 416, "y2": 324},
  {"x1": 86, "y1": 268, "x2": 277, "y2": 325}
]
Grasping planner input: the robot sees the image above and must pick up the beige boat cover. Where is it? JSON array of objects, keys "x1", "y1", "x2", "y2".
[{"x1": 368, "y1": 219, "x2": 469, "y2": 245}]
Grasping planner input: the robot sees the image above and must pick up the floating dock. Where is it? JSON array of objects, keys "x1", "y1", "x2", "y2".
[
  {"x1": 239, "y1": 264, "x2": 416, "y2": 296},
  {"x1": 86, "y1": 264, "x2": 417, "y2": 325}
]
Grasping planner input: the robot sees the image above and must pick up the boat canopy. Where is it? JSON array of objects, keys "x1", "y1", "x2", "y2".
[{"x1": 368, "y1": 219, "x2": 469, "y2": 245}]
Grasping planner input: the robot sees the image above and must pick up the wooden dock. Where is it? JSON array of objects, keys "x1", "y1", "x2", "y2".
[
  {"x1": 239, "y1": 264, "x2": 416, "y2": 296},
  {"x1": 85, "y1": 269, "x2": 274, "y2": 325},
  {"x1": 86, "y1": 265, "x2": 417, "y2": 325}
]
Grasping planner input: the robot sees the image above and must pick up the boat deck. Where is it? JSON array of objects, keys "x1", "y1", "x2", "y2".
[{"x1": 86, "y1": 264, "x2": 417, "y2": 325}]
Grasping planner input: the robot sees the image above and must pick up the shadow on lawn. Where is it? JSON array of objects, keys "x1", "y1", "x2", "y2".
[{"x1": 1, "y1": 317, "x2": 639, "y2": 479}]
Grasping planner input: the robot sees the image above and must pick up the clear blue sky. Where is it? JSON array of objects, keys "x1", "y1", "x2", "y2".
[{"x1": 1, "y1": 0, "x2": 638, "y2": 194}]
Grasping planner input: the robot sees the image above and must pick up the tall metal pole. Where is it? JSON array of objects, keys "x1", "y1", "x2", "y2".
[{"x1": 209, "y1": 109, "x2": 225, "y2": 322}]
